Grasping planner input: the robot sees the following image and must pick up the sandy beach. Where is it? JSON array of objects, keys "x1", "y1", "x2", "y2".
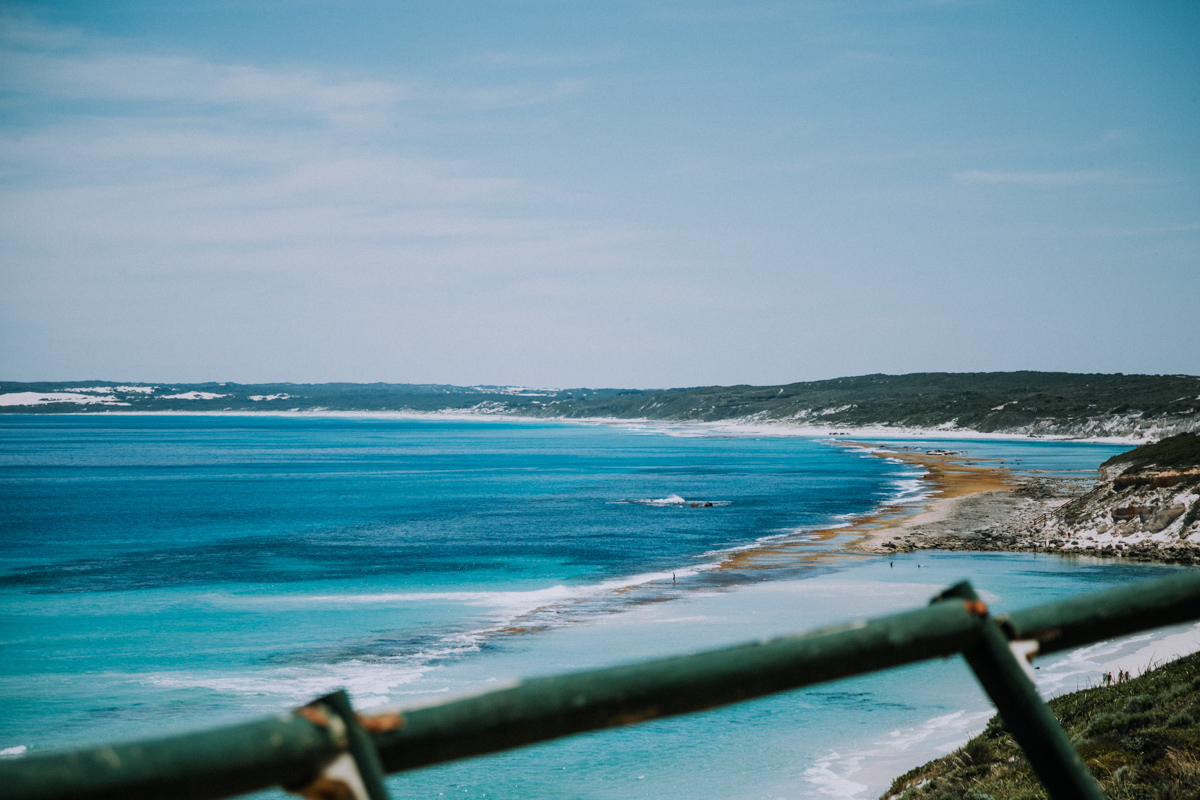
[
  {"x1": 691, "y1": 441, "x2": 1072, "y2": 577},
  {"x1": 837, "y1": 445, "x2": 1047, "y2": 556},
  {"x1": 824, "y1": 441, "x2": 1200, "y2": 566}
]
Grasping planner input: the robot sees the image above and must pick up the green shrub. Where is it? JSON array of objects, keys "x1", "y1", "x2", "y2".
[
  {"x1": 1086, "y1": 712, "x2": 1135, "y2": 736},
  {"x1": 1122, "y1": 694, "x2": 1155, "y2": 713},
  {"x1": 962, "y1": 791, "x2": 996, "y2": 800}
]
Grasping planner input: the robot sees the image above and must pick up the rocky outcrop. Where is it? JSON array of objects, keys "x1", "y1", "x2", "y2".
[
  {"x1": 1036, "y1": 467, "x2": 1200, "y2": 558},
  {"x1": 1016, "y1": 435, "x2": 1200, "y2": 562},
  {"x1": 895, "y1": 434, "x2": 1200, "y2": 565}
]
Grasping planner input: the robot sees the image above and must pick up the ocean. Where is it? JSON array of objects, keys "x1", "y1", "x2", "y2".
[{"x1": 0, "y1": 415, "x2": 1191, "y2": 799}]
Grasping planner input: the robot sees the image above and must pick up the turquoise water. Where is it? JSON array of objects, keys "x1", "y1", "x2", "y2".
[{"x1": 0, "y1": 416, "x2": 1179, "y2": 798}]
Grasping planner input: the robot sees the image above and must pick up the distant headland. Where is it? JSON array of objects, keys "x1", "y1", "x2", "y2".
[{"x1": 2, "y1": 371, "x2": 1198, "y2": 441}]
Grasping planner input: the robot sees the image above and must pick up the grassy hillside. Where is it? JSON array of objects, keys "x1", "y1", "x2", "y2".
[
  {"x1": 882, "y1": 651, "x2": 1200, "y2": 800},
  {"x1": 526, "y1": 372, "x2": 1200, "y2": 431},
  {"x1": 1102, "y1": 433, "x2": 1200, "y2": 474},
  {"x1": 3, "y1": 372, "x2": 1199, "y2": 438}
]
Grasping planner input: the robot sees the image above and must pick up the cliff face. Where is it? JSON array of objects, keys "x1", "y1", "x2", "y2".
[
  {"x1": 1023, "y1": 413, "x2": 1200, "y2": 441},
  {"x1": 1040, "y1": 433, "x2": 1200, "y2": 561}
]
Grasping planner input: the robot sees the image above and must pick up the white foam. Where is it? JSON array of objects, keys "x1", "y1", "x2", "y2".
[
  {"x1": 640, "y1": 494, "x2": 687, "y2": 506},
  {"x1": 213, "y1": 567, "x2": 718, "y2": 634},
  {"x1": 238, "y1": 584, "x2": 581, "y2": 614},
  {"x1": 609, "y1": 494, "x2": 732, "y2": 508},
  {"x1": 881, "y1": 478, "x2": 931, "y2": 507},
  {"x1": 138, "y1": 562, "x2": 757, "y2": 711},
  {"x1": 804, "y1": 752, "x2": 869, "y2": 798},
  {"x1": 141, "y1": 659, "x2": 430, "y2": 710},
  {"x1": 249, "y1": 394, "x2": 291, "y2": 401},
  {"x1": 140, "y1": 627, "x2": 495, "y2": 711},
  {"x1": 0, "y1": 745, "x2": 27, "y2": 758},
  {"x1": 1032, "y1": 622, "x2": 1200, "y2": 696},
  {"x1": 803, "y1": 708, "x2": 994, "y2": 799}
]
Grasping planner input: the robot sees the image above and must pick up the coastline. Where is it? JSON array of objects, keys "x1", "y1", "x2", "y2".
[
  {"x1": 0, "y1": 409, "x2": 1158, "y2": 445},
  {"x1": 830, "y1": 441, "x2": 1200, "y2": 567},
  {"x1": 698, "y1": 440, "x2": 1056, "y2": 571},
  {"x1": 834, "y1": 445, "x2": 1020, "y2": 556},
  {"x1": 6, "y1": 413, "x2": 1198, "y2": 800},
  {"x1": 18, "y1": 410, "x2": 1189, "y2": 568},
  {"x1": 11, "y1": 409, "x2": 1185, "y2": 568}
]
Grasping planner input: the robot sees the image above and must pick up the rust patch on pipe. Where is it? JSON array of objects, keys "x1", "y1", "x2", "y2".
[
  {"x1": 296, "y1": 704, "x2": 331, "y2": 728},
  {"x1": 292, "y1": 775, "x2": 358, "y2": 800},
  {"x1": 609, "y1": 709, "x2": 659, "y2": 726},
  {"x1": 964, "y1": 600, "x2": 988, "y2": 617},
  {"x1": 358, "y1": 711, "x2": 405, "y2": 734}
]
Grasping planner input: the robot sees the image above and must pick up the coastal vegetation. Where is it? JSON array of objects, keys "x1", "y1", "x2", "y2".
[
  {"x1": 1102, "y1": 433, "x2": 1200, "y2": 475},
  {"x1": 881, "y1": 651, "x2": 1200, "y2": 800},
  {"x1": 530, "y1": 372, "x2": 1200, "y2": 438},
  {"x1": 3, "y1": 372, "x2": 1199, "y2": 440}
]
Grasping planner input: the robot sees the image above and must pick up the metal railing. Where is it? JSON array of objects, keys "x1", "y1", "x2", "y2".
[{"x1": 6, "y1": 570, "x2": 1200, "y2": 800}]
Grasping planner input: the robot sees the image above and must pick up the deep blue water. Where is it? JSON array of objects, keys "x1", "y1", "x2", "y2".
[
  {"x1": 0, "y1": 416, "x2": 903, "y2": 593},
  {"x1": 2, "y1": 415, "x2": 1174, "y2": 799}
]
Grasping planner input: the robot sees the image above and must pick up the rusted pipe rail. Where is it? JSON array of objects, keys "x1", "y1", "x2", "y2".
[{"x1": 4, "y1": 570, "x2": 1199, "y2": 800}]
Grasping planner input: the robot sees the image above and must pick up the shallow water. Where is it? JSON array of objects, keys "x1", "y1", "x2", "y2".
[{"x1": 1, "y1": 415, "x2": 1179, "y2": 799}]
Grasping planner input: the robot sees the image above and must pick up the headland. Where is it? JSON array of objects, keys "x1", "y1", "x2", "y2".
[{"x1": 842, "y1": 433, "x2": 1200, "y2": 566}]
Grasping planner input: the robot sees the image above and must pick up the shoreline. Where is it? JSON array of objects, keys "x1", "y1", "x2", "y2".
[
  {"x1": 833, "y1": 441, "x2": 1200, "y2": 567},
  {"x1": 10, "y1": 409, "x2": 1184, "y2": 570},
  {"x1": 11, "y1": 410, "x2": 1185, "y2": 569},
  {"x1": 5, "y1": 412, "x2": 1195, "y2": 799},
  {"x1": 697, "y1": 440, "x2": 1059, "y2": 571},
  {"x1": 0, "y1": 408, "x2": 1159, "y2": 445},
  {"x1": 834, "y1": 445, "x2": 1020, "y2": 556}
]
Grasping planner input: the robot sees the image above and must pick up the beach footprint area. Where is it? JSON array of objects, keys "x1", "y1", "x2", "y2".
[{"x1": 0, "y1": 415, "x2": 1190, "y2": 800}]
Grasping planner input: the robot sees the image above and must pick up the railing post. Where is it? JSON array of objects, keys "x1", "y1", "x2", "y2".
[
  {"x1": 291, "y1": 691, "x2": 391, "y2": 800},
  {"x1": 934, "y1": 582, "x2": 1105, "y2": 800}
]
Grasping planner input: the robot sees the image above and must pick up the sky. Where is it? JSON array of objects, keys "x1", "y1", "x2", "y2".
[{"x1": 1, "y1": 1, "x2": 1197, "y2": 389}]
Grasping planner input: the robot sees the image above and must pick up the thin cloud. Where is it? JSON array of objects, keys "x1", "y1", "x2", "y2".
[
  {"x1": 952, "y1": 169, "x2": 1129, "y2": 187},
  {"x1": 478, "y1": 49, "x2": 616, "y2": 69},
  {"x1": 1090, "y1": 222, "x2": 1200, "y2": 237},
  {"x1": 2, "y1": 15, "x2": 586, "y2": 122},
  {"x1": 0, "y1": 17, "x2": 644, "y2": 294},
  {"x1": 1, "y1": 50, "x2": 406, "y2": 123},
  {"x1": 459, "y1": 78, "x2": 586, "y2": 109}
]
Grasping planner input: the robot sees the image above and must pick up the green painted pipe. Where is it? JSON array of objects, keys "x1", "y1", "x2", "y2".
[
  {"x1": 372, "y1": 600, "x2": 987, "y2": 773},
  {"x1": 2, "y1": 600, "x2": 987, "y2": 799},
  {"x1": 0, "y1": 714, "x2": 339, "y2": 800},
  {"x1": 7, "y1": 570, "x2": 1200, "y2": 800},
  {"x1": 939, "y1": 583, "x2": 1105, "y2": 800},
  {"x1": 1003, "y1": 569, "x2": 1200, "y2": 655}
]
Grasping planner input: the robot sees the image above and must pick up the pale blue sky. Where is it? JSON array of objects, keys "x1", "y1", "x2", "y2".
[{"x1": 1, "y1": 1, "x2": 1197, "y2": 387}]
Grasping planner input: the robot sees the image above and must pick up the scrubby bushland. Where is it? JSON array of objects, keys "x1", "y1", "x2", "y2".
[
  {"x1": 1102, "y1": 433, "x2": 1200, "y2": 475},
  {"x1": 4, "y1": 373, "x2": 1200, "y2": 439},
  {"x1": 881, "y1": 652, "x2": 1200, "y2": 800}
]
